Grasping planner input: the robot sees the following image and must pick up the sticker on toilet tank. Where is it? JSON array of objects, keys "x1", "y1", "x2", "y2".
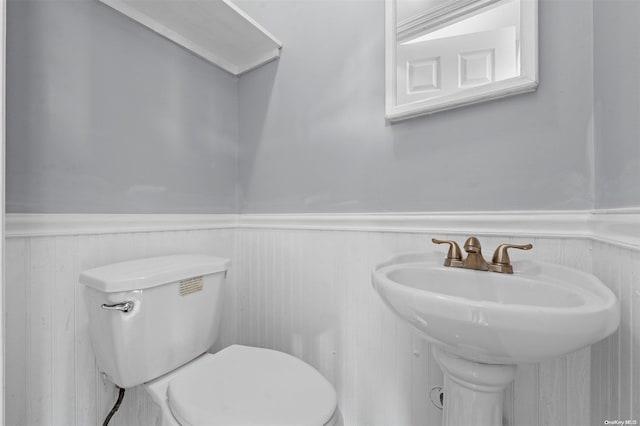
[{"x1": 179, "y1": 276, "x2": 203, "y2": 296}]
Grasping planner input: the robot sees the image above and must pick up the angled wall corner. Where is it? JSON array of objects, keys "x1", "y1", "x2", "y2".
[{"x1": 593, "y1": 0, "x2": 640, "y2": 209}]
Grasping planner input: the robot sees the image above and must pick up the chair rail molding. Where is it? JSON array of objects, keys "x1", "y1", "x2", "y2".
[
  {"x1": 6, "y1": 209, "x2": 640, "y2": 250},
  {"x1": 5, "y1": 214, "x2": 237, "y2": 237},
  {"x1": 238, "y1": 211, "x2": 591, "y2": 237},
  {"x1": 589, "y1": 208, "x2": 640, "y2": 250}
]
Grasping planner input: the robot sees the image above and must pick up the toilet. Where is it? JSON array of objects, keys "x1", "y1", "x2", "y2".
[{"x1": 80, "y1": 254, "x2": 342, "y2": 426}]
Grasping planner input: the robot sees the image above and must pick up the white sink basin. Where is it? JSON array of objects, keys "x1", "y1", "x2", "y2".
[{"x1": 372, "y1": 252, "x2": 620, "y2": 364}]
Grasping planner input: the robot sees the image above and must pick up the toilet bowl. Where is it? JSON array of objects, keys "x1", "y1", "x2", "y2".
[
  {"x1": 79, "y1": 254, "x2": 342, "y2": 426},
  {"x1": 145, "y1": 345, "x2": 342, "y2": 426}
]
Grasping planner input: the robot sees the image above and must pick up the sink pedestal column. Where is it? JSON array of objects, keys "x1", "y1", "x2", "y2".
[{"x1": 433, "y1": 348, "x2": 517, "y2": 426}]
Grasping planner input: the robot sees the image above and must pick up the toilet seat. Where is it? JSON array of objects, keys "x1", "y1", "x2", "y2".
[{"x1": 166, "y1": 345, "x2": 338, "y2": 426}]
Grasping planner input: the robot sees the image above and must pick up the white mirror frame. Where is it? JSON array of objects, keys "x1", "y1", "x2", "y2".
[{"x1": 385, "y1": 0, "x2": 538, "y2": 122}]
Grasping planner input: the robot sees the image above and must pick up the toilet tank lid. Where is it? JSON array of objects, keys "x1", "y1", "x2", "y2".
[{"x1": 79, "y1": 254, "x2": 230, "y2": 293}]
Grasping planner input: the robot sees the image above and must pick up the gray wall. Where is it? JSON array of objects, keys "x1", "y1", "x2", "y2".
[
  {"x1": 237, "y1": 0, "x2": 595, "y2": 213},
  {"x1": 6, "y1": 0, "x2": 238, "y2": 213},
  {"x1": 8, "y1": 0, "x2": 616, "y2": 214},
  {"x1": 593, "y1": 0, "x2": 640, "y2": 209}
]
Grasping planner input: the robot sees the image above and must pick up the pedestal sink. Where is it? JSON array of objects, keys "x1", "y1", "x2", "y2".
[{"x1": 371, "y1": 252, "x2": 619, "y2": 426}]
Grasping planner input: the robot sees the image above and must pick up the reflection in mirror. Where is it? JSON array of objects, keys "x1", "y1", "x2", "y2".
[{"x1": 385, "y1": 0, "x2": 538, "y2": 121}]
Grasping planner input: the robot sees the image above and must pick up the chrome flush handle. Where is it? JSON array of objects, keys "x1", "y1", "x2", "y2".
[{"x1": 101, "y1": 301, "x2": 134, "y2": 313}]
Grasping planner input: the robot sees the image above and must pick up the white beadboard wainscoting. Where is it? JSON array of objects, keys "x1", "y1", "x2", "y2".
[
  {"x1": 4, "y1": 211, "x2": 640, "y2": 426},
  {"x1": 235, "y1": 229, "x2": 592, "y2": 426},
  {"x1": 591, "y1": 241, "x2": 640, "y2": 425},
  {"x1": 5, "y1": 223, "x2": 239, "y2": 426}
]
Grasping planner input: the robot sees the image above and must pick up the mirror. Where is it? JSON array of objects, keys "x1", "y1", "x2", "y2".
[{"x1": 385, "y1": 0, "x2": 538, "y2": 121}]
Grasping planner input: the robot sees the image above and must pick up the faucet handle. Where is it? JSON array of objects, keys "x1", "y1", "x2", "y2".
[
  {"x1": 489, "y1": 243, "x2": 533, "y2": 274},
  {"x1": 432, "y1": 238, "x2": 463, "y2": 267}
]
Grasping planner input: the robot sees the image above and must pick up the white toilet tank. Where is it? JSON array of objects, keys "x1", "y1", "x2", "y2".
[{"x1": 80, "y1": 254, "x2": 230, "y2": 389}]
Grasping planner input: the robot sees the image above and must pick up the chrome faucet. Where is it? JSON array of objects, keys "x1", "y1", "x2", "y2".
[{"x1": 432, "y1": 237, "x2": 532, "y2": 274}]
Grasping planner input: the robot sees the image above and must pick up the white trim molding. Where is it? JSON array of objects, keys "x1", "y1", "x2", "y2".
[
  {"x1": 385, "y1": 0, "x2": 538, "y2": 121},
  {"x1": 239, "y1": 211, "x2": 591, "y2": 238},
  {"x1": 396, "y1": 0, "x2": 502, "y2": 42},
  {"x1": 5, "y1": 214, "x2": 237, "y2": 238},
  {"x1": 589, "y1": 209, "x2": 640, "y2": 250},
  {"x1": 6, "y1": 209, "x2": 640, "y2": 250},
  {"x1": 240, "y1": 210, "x2": 640, "y2": 250}
]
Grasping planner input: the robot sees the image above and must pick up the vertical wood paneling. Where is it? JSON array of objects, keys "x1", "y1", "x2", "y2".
[
  {"x1": 538, "y1": 356, "x2": 567, "y2": 425},
  {"x1": 29, "y1": 237, "x2": 55, "y2": 426},
  {"x1": 593, "y1": 245, "x2": 606, "y2": 423},
  {"x1": 52, "y1": 237, "x2": 77, "y2": 426},
  {"x1": 618, "y1": 248, "x2": 632, "y2": 421},
  {"x1": 75, "y1": 234, "x2": 99, "y2": 426},
  {"x1": 236, "y1": 229, "x2": 595, "y2": 426},
  {"x1": 94, "y1": 233, "x2": 118, "y2": 424},
  {"x1": 5, "y1": 229, "x2": 235, "y2": 426},
  {"x1": 566, "y1": 348, "x2": 590, "y2": 426},
  {"x1": 5, "y1": 226, "x2": 638, "y2": 426},
  {"x1": 591, "y1": 241, "x2": 640, "y2": 426},
  {"x1": 5, "y1": 238, "x2": 28, "y2": 426},
  {"x1": 632, "y1": 253, "x2": 640, "y2": 421},
  {"x1": 609, "y1": 258, "x2": 621, "y2": 422}
]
